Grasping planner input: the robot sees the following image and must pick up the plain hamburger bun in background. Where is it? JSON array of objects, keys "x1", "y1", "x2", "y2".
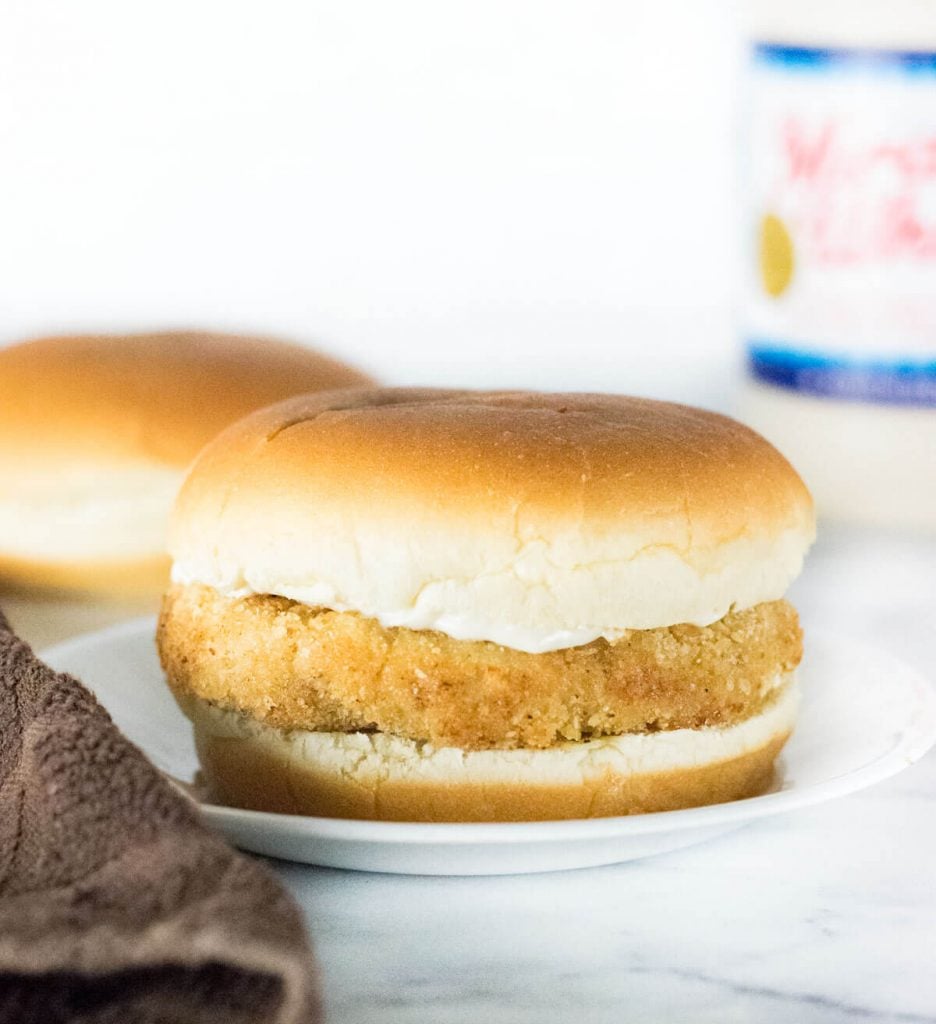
[
  {"x1": 0, "y1": 330, "x2": 373, "y2": 596},
  {"x1": 158, "y1": 388, "x2": 815, "y2": 822}
]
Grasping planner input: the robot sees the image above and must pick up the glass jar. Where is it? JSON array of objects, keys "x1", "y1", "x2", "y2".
[{"x1": 738, "y1": 0, "x2": 936, "y2": 531}]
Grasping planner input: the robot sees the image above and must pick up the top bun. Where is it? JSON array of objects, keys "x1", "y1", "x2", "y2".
[
  {"x1": 170, "y1": 388, "x2": 815, "y2": 652},
  {"x1": 0, "y1": 331, "x2": 373, "y2": 593}
]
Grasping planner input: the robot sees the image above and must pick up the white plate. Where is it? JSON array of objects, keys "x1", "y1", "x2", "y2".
[{"x1": 44, "y1": 619, "x2": 936, "y2": 876}]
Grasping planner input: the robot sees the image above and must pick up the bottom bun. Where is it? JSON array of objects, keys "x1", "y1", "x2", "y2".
[
  {"x1": 0, "y1": 552, "x2": 171, "y2": 596},
  {"x1": 187, "y1": 678, "x2": 797, "y2": 822},
  {"x1": 0, "y1": 461, "x2": 184, "y2": 595}
]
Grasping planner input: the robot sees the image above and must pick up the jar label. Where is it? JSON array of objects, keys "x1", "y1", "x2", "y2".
[{"x1": 744, "y1": 43, "x2": 936, "y2": 407}]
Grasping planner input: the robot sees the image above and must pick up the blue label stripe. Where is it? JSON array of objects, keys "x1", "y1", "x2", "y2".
[
  {"x1": 747, "y1": 342, "x2": 936, "y2": 407},
  {"x1": 754, "y1": 42, "x2": 936, "y2": 75}
]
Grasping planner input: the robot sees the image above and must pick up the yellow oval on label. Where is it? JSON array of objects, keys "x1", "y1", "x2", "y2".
[{"x1": 760, "y1": 213, "x2": 794, "y2": 297}]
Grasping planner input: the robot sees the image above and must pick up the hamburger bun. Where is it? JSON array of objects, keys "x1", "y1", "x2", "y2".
[
  {"x1": 0, "y1": 331, "x2": 372, "y2": 595},
  {"x1": 159, "y1": 388, "x2": 814, "y2": 822},
  {"x1": 187, "y1": 683, "x2": 797, "y2": 822}
]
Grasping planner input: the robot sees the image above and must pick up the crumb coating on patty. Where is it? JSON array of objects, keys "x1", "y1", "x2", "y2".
[{"x1": 158, "y1": 583, "x2": 802, "y2": 751}]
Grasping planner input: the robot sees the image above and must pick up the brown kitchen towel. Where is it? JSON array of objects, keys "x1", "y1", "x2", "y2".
[{"x1": 0, "y1": 608, "x2": 320, "y2": 1024}]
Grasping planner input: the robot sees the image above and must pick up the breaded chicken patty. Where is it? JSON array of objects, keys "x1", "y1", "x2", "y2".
[{"x1": 159, "y1": 582, "x2": 802, "y2": 751}]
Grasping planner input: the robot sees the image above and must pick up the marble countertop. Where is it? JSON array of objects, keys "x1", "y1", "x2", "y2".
[{"x1": 5, "y1": 524, "x2": 936, "y2": 1024}]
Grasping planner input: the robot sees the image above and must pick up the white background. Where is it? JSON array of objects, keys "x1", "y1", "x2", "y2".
[{"x1": 0, "y1": 0, "x2": 740, "y2": 405}]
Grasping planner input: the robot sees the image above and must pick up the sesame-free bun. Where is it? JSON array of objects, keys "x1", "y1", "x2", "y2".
[
  {"x1": 185, "y1": 680, "x2": 797, "y2": 822},
  {"x1": 170, "y1": 388, "x2": 815, "y2": 651},
  {"x1": 0, "y1": 331, "x2": 372, "y2": 594}
]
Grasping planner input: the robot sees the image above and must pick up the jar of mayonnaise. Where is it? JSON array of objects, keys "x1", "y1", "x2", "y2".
[{"x1": 738, "y1": 0, "x2": 936, "y2": 531}]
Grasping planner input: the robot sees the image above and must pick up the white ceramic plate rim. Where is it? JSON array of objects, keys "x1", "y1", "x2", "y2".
[{"x1": 43, "y1": 617, "x2": 936, "y2": 846}]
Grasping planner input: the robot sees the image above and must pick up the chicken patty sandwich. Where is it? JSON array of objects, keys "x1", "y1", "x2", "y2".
[{"x1": 158, "y1": 388, "x2": 814, "y2": 822}]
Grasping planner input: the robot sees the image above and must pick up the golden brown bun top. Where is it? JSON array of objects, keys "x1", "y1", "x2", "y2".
[
  {"x1": 177, "y1": 387, "x2": 812, "y2": 536},
  {"x1": 0, "y1": 331, "x2": 373, "y2": 467},
  {"x1": 170, "y1": 389, "x2": 815, "y2": 648}
]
